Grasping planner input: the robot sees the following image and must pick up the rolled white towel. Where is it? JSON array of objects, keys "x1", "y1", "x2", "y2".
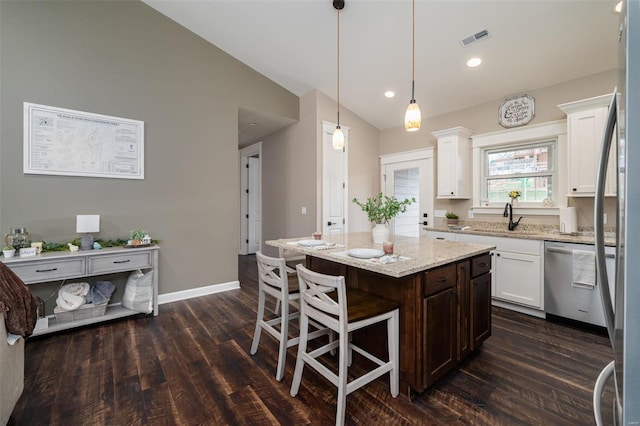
[{"x1": 56, "y1": 282, "x2": 91, "y2": 311}]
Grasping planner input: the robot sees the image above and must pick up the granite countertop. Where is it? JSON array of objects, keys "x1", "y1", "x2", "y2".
[
  {"x1": 425, "y1": 222, "x2": 617, "y2": 246},
  {"x1": 266, "y1": 232, "x2": 494, "y2": 279}
]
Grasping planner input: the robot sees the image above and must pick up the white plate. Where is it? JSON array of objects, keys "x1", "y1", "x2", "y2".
[
  {"x1": 298, "y1": 239, "x2": 326, "y2": 247},
  {"x1": 346, "y1": 248, "x2": 385, "y2": 259}
]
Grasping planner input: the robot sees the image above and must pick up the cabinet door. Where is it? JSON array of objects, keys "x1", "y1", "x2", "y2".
[
  {"x1": 457, "y1": 261, "x2": 471, "y2": 361},
  {"x1": 494, "y1": 250, "x2": 542, "y2": 308},
  {"x1": 471, "y1": 272, "x2": 492, "y2": 350},
  {"x1": 424, "y1": 287, "x2": 457, "y2": 387},
  {"x1": 437, "y1": 138, "x2": 458, "y2": 197},
  {"x1": 568, "y1": 107, "x2": 610, "y2": 195}
]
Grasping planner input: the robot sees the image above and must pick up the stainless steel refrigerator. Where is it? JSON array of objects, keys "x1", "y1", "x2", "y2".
[{"x1": 593, "y1": 1, "x2": 640, "y2": 424}]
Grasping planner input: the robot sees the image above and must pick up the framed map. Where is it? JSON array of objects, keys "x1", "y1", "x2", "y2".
[{"x1": 23, "y1": 102, "x2": 144, "y2": 179}]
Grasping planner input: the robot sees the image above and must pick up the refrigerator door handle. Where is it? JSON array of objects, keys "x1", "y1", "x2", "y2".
[
  {"x1": 594, "y1": 89, "x2": 617, "y2": 346},
  {"x1": 593, "y1": 360, "x2": 615, "y2": 426}
]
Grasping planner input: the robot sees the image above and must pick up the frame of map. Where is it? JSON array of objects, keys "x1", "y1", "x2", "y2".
[{"x1": 23, "y1": 102, "x2": 144, "y2": 179}]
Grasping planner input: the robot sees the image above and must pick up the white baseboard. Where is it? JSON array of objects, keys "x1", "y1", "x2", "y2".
[{"x1": 158, "y1": 281, "x2": 240, "y2": 305}]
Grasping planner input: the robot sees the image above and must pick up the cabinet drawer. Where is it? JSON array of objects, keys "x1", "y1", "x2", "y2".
[
  {"x1": 471, "y1": 254, "x2": 491, "y2": 278},
  {"x1": 10, "y1": 258, "x2": 86, "y2": 284},
  {"x1": 424, "y1": 264, "x2": 457, "y2": 297},
  {"x1": 88, "y1": 251, "x2": 152, "y2": 274}
]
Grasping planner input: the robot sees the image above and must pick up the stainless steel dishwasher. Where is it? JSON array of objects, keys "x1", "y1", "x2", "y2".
[{"x1": 544, "y1": 241, "x2": 615, "y2": 327}]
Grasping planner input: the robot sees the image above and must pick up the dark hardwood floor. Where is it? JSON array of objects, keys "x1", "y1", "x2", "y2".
[{"x1": 9, "y1": 254, "x2": 614, "y2": 425}]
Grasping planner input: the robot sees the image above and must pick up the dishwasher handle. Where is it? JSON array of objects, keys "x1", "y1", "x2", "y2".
[{"x1": 545, "y1": 246, "x2": 615, "y2": 258}]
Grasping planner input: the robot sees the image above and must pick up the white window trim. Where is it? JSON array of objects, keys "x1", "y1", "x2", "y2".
[{"x1": 471, "y1": 120, "x2": 567, "y2": 216}]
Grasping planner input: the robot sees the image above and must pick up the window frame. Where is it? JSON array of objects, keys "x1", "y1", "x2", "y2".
[
  {"x1": 482, "y1": 139, "x2": 557, "y2": 208},
  {"x1": 471, "y1": 121, "x2": 567, "y2": 217}
]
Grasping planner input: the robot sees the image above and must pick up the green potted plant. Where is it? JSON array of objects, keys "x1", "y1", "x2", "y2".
[
  {"x1": 129, "y1": 229, "x2": 147, "y2": 246},
  {"x1": 352, "y1": 192, "x2": 415, "y2": 243},
  {"x1": 445, "y1": 211, "x2": 459, "y2": 226},
  {"x1": 3, "y1": 245, "x2": 16, "y2": 258}
]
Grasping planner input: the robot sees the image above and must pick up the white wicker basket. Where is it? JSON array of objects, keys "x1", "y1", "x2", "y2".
[{"x1": 54, "y1": 302, "x2": 108, "y2": 323}]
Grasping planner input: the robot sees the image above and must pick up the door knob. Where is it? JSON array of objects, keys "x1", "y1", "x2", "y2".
[{"x1": 327, "y1": 221, "x2": 334, "y2": 226}]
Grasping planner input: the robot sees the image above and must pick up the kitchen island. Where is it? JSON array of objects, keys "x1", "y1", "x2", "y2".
[{"x1": 266, "y1": 232, "x2": 495, "y2": 398}]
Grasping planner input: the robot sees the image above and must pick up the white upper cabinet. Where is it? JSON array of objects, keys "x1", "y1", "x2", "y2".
[
  {"x1": 558, "y1": 94, "x2": 616, "y2": 197},
  {"x1": 433, "y1": 127, "x2": 473, "y2": 199}
]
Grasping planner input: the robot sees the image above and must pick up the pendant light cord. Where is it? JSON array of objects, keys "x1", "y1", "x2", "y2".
[
  {"x1": 411, "y1": 0, "x2": 415, "y2": 102},
  {"x1": 337, "y1": 7, "x2": 341, "y2": 126}
]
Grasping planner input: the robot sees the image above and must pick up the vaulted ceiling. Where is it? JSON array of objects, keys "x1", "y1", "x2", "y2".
[{"x1": 144, "y1": 0, "x2": 622, "y2": 144}]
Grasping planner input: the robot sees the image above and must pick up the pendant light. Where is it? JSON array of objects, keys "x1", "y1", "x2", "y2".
[
  {"x1": 332, "y1": 0, "x2": 345, "y2": 149},
  {"x1": 405, "y1": 0, "x2": 421, "y2": 131}
]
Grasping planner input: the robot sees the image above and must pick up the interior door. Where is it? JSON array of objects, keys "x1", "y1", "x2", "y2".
[
  {"x1": 248, "y1": 155, "x2": 261, "y2": 253},
  {"x1": 322, "y1": 122, "x2": 348, "y2": 235},
  {"x1": 382, "y1": 158, "x2": 434, "y2": 238}
]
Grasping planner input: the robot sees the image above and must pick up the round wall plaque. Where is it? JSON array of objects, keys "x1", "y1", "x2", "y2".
[{"x1": 498, "y1": 94, "x2": 535, "y2": 128}]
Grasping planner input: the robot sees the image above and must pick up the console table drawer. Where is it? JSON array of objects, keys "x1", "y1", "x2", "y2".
[
  {"x1": 11, "y1": 258, "x2": 86, "y2": 284},
  {"x1": 88, "y1": 251, "x2": 152, "y2": 274}
]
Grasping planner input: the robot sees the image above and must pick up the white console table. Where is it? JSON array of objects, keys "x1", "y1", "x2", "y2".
[{"x1": 1, "y1": 245, "x2": 159, "y2": 336}]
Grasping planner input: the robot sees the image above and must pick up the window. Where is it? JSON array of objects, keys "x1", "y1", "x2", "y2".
[
  {"x1": 471, "y1": 120, "x2": 566, "y2": 214},
  {"x1": 482, "y1": 140, "x2": 557, "y2": 206}
]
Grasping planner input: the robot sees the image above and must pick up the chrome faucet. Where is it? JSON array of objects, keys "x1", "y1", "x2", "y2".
[{"x1": 503, "y1": 202, "x2": 523, "y2": 231}]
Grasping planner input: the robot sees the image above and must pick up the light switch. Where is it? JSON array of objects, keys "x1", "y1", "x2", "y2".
[
  {"x1": 301, "y1": 207, "x2": 307, "y2": 215},
  {"x1": 468, "y1": 210, "x2": 474, "y2": 219}
]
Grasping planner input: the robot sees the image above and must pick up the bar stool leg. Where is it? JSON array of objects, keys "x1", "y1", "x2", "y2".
[
  {"x1": 388, "y1": 310, "x2": 400, "y2": 397},
  {"x1": 290, "y1": 312, "x2": 308, "y2": 397},
  {"x1": 250, "y1": 290, "x2": 266, "y2": 355},
  {"x1": 336, "y1": 331, "x2": 349, "y2": 426},
  {"x1": 275, "y1": 300, "x2": 289, "y2": 381}
]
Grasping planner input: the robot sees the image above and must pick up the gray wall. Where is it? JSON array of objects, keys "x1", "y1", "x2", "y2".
[
  {"x1": 260, "y1": 89, "x2": 379, "y2": 257},
  {"x1": 0, "y1": 1, "x2": 298, "y2": 294}
]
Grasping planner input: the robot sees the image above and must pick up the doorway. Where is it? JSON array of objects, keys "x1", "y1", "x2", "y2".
[
  {"x1": 240, "y1": 142, "x2": 262, "y2": 255},
  {"x1": 380, "y1": 148, "x2": 434, "y2": 238},
  {"x1": 322, "y1": 121, "x2": 349, "y2": 236}
]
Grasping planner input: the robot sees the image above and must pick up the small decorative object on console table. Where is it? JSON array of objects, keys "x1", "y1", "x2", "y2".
[
  {"x1": 76, "y1": 215, "x2": 100, "y2": 250},
  {"x1": 3, "y1": 246, "x2": 15, "y2": 258},
  {"x1": 127, "y1": 229, "x2": 151, "y2": 247},
  {"x1": 352, "y1": 192, "x2": 415, "y2": 243}
]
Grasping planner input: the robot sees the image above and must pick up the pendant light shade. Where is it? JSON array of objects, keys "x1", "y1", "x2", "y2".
[
  {"x1": 332, "y1": 126, "x2": 345, "y2": 149},
  {"x1": 405, "y1": 0, "x2": 421, "y2": 132},
  {"x1": 332, "y1": 0, "x2": 345, "y2": 150},
  {"x1": 405, "y1": 100, "x2": 421, "y2": 132}
]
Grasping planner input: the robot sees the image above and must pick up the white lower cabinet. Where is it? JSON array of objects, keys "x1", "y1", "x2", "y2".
[
  {"x1": 493, "y1": 250, "x2": 542, "y2": 308},
  {"x1": 455, "y1": 234, "x2": 544, "y2": 311}
]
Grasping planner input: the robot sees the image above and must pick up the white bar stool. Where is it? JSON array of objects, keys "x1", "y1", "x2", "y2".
[
  {"x1": 290, "y1": 264, "x2": 400, "y2": 425},
  {"x1": 250, "y1": 251, "x2": 327, "y2": 381}
]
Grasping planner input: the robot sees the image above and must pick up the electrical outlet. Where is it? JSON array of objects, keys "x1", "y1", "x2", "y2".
[
  {"x1": 301, "y1": 207, "x2": 307, "y2": 215},
  {"x1": 434, "y1": 210, "x2": 446, "y2": 218},
  {"x1": 468, "y1": 210, "x2": 474, "y2": 219},
  {"x1": 603, "y1": 213, "x2": 607, "y2": 224}
]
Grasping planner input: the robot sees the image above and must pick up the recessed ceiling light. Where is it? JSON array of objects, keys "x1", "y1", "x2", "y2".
[
  {"x1": 466, "y1": 57, "x2": 482, "y2": 68},
  {"x1": 384, "y1": 91, "x2": 395, "y2": 98},
  {"x1": 613, "y1": 1, "x2": 623, "y2": 13},
  {"x1": 249, "y1": 122, "x2": 257, "y2": 126}
]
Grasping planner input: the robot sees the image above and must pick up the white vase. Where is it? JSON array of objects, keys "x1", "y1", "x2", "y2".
[{"x1": 371, "y1": 223, "x2": 390, "y2": 244}]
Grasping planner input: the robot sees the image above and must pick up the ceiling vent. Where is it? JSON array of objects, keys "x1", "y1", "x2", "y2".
[{"x1": 459, "y1": 29, "x2": 490, "y2": 47}]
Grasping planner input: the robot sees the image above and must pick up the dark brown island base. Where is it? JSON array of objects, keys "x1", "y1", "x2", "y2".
[{"x1": 267, "y1": 232, "x2": 495, "y2": 398}]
